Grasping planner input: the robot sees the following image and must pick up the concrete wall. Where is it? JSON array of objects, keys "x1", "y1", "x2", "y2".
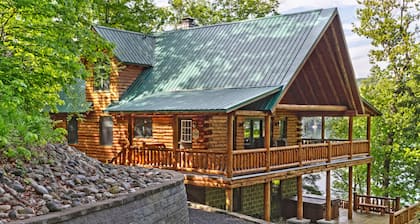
[{"x1": 14, "y1": 171, "x2": 189, "y2": 224}]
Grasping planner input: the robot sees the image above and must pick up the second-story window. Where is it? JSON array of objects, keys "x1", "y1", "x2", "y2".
[
  {"x1": 134, "y1": 117, "x2": 153, "y2": 138},
  {"x1": 93, "y1": 59, "x2": 110, "y2": 91}
]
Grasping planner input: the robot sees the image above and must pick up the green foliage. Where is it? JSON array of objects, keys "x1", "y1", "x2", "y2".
[
  {"x1": 353, "y1": 0, "x2": 419, "y2": 204},
  {"x1": 93, "y1": 0, "x2": 172, "y2": 33},
  {"x1": 170, "y1": 0, "x2": 280, "y2": 26},
  {"x1": 0, "y1": 0, "x2": 112, "y2": 154}
]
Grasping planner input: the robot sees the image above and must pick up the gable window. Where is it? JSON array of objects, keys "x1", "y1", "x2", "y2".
[
  {"x1": 244, "y1": 118, "x2": 264, "y2": 149},
  {"x1": 180, "y1": 119, "x2": 192, "y2": 143},
  {"x1": 100, "y1": 116, "x2": 113, "y2": 146},
  {"x1": 67, "y1": 116, "x2": 78, "y2": 144},
  {"x1": 134, "y1": 117, "x2": 153, "y2": 138},
  {"x1": 93, "y1": 59, "x2": 110, "y2": 91}
]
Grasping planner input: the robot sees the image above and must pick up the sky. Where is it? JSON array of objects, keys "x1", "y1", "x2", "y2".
[{"x1": 154, "y1": 0, "x2": 373, "y2": 78}]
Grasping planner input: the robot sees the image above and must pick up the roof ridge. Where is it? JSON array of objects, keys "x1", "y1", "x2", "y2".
[
  {"x1": 155, "y1": 8, "x2": 327, "y2": 36},
  {"x1": 93, "y1": 25, "x2": 154, "y2": 38}
]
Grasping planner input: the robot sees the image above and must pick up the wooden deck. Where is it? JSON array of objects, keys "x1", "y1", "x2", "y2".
[
  {"x1": 338, "y1": 208, "x2": 389, "y2": 224},
  {"x1": 110, "y1": 140, "x2": 370, "y2": 179}
]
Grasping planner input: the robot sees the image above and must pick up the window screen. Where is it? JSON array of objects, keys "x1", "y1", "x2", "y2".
[
  {"x1": 134, "y1": 117, "x2": 153, "y2": 138},
  {"x1": 68, "y1": 116, "x2": 78, "y2": 144}
]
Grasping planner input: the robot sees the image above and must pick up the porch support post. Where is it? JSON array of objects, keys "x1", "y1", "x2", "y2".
[
  {"x1": 348, "y1": 166, "x2": 353, "y2": 219},
  {"x1": 326, "y1": 170, "x2": 331, "y2": 221},
  {"x1": 227, "y1": 113, "x2": 234, "y2": 178},
  {"x1": 321, "y1": 115, "x2": 325, "y2": 142},
  {"x1": 348, "y1": 116, "x2": 353, "y2": 158},
  {"x1": 367, "y1": 116, "x2": 371, "y2": 155},
  {"x1": 128, "y1": 114, "x2": 134, "y2": 145},
  {"x1": 265, "y1": 114, "x2": 271, "y2": 172},
  {"x1": 225, "y1": 188, "x2": 233, "y2": 212},
  {"x1": 297, "y1": 176, "x2": 303, "y2": 220},
  {"x1": 367, "y1": 163, "x2": 371, "y2": 196},
  {"x1": 264, "y1": 181, "x2": 271, "y2": 221},
  {"x1": 172, "y1": 115, "x2": 178, "y2": 169}
]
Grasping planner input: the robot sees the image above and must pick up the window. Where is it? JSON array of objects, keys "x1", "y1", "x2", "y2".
[
  {"x1": 134, "y1": 117, "x2": 152, "y2": 138},
  {"x1": 93, "y1": 59, "x2": 110, "y2": 91},
  {"x1": 244, "y1": 118, "x2": 264, "y2": 149},
  {"x1": 180, "y1": 119, "x2": 192, "y2": 143},
  {"x1": 67, "y1": 116, "x2": 78, "y2": 144},
  {"x1": 100, "y1": 116, "x2": 113, "y2": 146},
  {"x1": 277, "y1": 117, "x2": 288, "y2": 146}
]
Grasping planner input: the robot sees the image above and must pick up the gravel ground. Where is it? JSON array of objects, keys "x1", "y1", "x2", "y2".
[{"x1": 0, "y1": 144, "x2": 175, "y2": 223}]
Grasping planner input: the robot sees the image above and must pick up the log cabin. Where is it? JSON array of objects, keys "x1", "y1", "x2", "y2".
[{"x1": 52, "y1": 8, "x2": 382, "y2": 222}]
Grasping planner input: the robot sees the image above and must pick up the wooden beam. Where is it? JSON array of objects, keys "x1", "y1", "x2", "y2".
[
  {"x1": 349, "y1": 116, "x2": 353, "y2": 159},
  {"x1": 323, "y1": 30, "x2": 355, "y2": 110},
  {"x1": 277, "y1": 104, "x2": 347, "y2": 112},
  {"x1": 264, "y1": 182, "x2": 271, "y2": 221},
  {"x1": 235, "y1": 110, "x2": 266, "y2": 116},
  {"x1": 348, "y1": 166, "x2": 353, "y2": 220},
  {"x1": 225, "y1": 188, "x2": 233, "y2": 212},
  {"x1": 297, "y1": 176, "x2": 303, "y2": 219},
  {"x1": 172, "y1": 115, "x2": 178, "y2": 169},
  {"x1": 314, "y1": 48, "x2": 341, "y2": 104},
  {"x1": 329, "y1": 22, "x2": 358, "y2": 112},
  {"x1": 300, "y1": 70, "x2": 318, "y2": 104},
  {"x1": 128, "y1": 114, "x2": 134, "y2": 145},
  {"x1": 321, "y1": 115, "x2": 325, "y2": 142},
  {"x1": 367, "y1": 116, "x2": 371, "y2": 156},
  {"x1": 227, "y1": 113, "x2": 234, "y2": 178},
  {"x1": 367, "y1": 163, "x2": 371, "y2": 196},
  {"x1": 308, "y1": 60, "x2": 329, "y2": 104},
  {"x1": 265, "y1": 114, "x2": 271, "y2": 172},
  {"x1": 326, "y1": 170, "x2": 331, "y2": 220}
]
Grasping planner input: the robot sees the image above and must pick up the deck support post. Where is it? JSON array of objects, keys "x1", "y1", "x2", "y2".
[
  {"x1": 348, "y1": 166, "x2": 353, "y2": 219},
  {"x1": 265, "y1": 114, "x2": 271, "y2": 172},
  {"x1": 225, "y1": 188, "x2": 233, "y2": 212},
  {"x1": 367, "y1": 116, "x2": 371, "y2": 155},
  {"x1": 172, "y1": 115, "x2": 178, "y2": 169},
  {"x1": 321, "y1": 115, "x2": 325, "y2": 142},
  {"x1": 326, "y1": 170, "x2": 331, "y2": 221},
  {"x1": 227, "y1": 113, "x2": 234, "y2": 178},
  {"x1": 348, "y1": 116, "x2": 353, "y2": 158},
  {"x1": 264, "y1": 181, "x2": 271, "y2": 221},
  {"x1": 367, "y1": 163, "x2": 371, "y2": 196},
  {"x1": 297, "y1": 176, "x2": 303, "y2": 220}
]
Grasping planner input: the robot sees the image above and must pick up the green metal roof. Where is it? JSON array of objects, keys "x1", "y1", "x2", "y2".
[
  {"x1": 104, "y1": 8, "x2": 337, "y2": 112},
  {"x1": 93, "y1": 26, "x2": 154, "y2": 66},
  {"x1": 57, "y1": 79, "x2": 92, "y2": 113},
  {"x1": 106, "y1": 87, "x2": 281, "y2": 113}
]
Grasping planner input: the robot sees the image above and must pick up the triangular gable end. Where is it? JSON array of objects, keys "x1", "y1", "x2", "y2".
[{"x1": 278, "y1": 13, "x2": 364, "y2": 115}]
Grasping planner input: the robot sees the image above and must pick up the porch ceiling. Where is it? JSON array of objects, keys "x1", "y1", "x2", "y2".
[{"x1": 279, "y1": 15, "x2": 364, "y2": 115}]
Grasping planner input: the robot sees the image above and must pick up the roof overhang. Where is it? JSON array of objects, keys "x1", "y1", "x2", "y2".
[{"x1": 106, "y1": 87, "x2": 282, "y2": 113}]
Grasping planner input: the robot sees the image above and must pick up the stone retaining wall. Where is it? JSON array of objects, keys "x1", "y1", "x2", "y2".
[{"x1": 12, "y1": 171, "x2": 188, "y2": 224}]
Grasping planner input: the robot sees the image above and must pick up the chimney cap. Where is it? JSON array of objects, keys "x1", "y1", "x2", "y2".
[{"x1": 181, "y1": 17, "x2": 197, "y2": 29}]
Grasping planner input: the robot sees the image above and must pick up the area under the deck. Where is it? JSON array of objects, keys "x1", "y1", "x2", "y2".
[{"x1": 274, "y1": 209, "x2": 389, "y2": 224}]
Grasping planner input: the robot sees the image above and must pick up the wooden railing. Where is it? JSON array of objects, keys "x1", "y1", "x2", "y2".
[
  {"x1": 354, "y1": 193, "x2": 401, "y2": 214},
  {"x1": 389, "y1": 202, "x2": 420, "y2": 224},
  {"x1": 110, "y1": 140, "x2": 370, "y2": 177},
  {"x1": 177, "y1": 149, "x2": 227, "y2": 175},
  {"x1": 232, "y1": 140, "x2": 369, "y2": 175}
]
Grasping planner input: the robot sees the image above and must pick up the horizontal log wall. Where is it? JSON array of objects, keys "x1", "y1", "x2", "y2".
[
  {"x1": 207, "y1": 115, "x2": 228, "y2": 151},
  {"x1": 52, "y1": 60, "x2": 144, "y2": 162},
  {"x1": 133, "y1": 116, "x2": 174, "y2": 149},
  {"x1": 272, "y1": 111, "x2": 301, "y2": 146}
]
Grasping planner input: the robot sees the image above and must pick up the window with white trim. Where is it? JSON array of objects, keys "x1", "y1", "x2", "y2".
[{"x1": 180, "y1": 119, "x2": 192, "y2": 143}]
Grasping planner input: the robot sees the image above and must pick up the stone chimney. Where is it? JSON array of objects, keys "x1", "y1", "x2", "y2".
[{"x1": 180, "y1": 17, "x2": 197, "y2": 29}]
